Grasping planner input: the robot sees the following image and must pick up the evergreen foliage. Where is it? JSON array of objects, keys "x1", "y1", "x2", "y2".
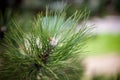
[{"x1": 0, "y1": 9, "x2": 91, "y2": 80}]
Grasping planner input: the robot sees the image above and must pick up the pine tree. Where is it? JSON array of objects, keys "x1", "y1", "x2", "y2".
[{"x1": 0, "y1": 9, "x2": 91, "y2": 80}]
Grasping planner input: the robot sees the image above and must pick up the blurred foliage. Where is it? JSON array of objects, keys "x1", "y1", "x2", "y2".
[
  {"x1": 85, "y1": 34, "x2": 120, "y2": 56},
  {"x1": 1, "y1": 0, "x2": 120, "y2": 20}
]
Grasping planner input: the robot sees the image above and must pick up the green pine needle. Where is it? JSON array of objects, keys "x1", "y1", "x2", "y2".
[{"x1": 0, "y1": 9, "x2": 91, "y2": 80}]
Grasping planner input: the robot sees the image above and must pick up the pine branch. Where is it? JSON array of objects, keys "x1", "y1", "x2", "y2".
[{"x1": 0, "y1": 8, "x2": 92, "y2": 80}]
